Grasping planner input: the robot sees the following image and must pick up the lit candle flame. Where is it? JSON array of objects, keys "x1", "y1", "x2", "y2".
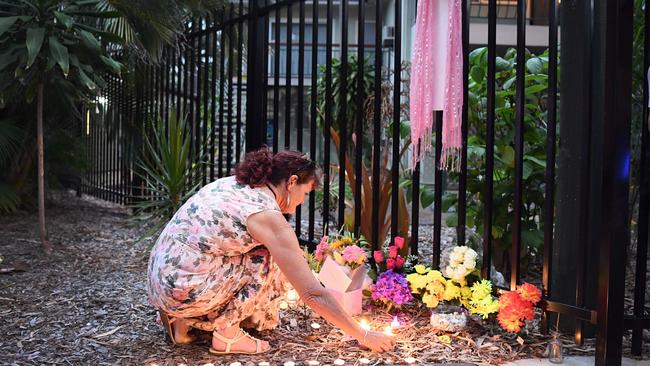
[
  {"x1": 391, "y1": 316, "x2": 400, "y2": 328},
  {"x1": 359, "y1": 319, "x2": 370, "y2": 331},
  {"x1": 383, "y1": 325, "x2": 393, "y2": 336}
]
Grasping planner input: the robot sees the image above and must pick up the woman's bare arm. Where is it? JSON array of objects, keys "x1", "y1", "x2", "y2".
[{"x1": 247, "y1": 210, "x2": 394, "y2": 352}]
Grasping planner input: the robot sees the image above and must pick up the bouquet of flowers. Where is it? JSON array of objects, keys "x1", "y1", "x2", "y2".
[
  {"x1": 370, "y1": 270, "x2": 413, "y2": 310},
  {"x1": 497, "y1": 282, "x2": 542, "y2": 333},
  {"x1": 442, "y1": 246, "x2": 479, "y2": 284},
  {"x1": 407, "y1": 265, "x2": 451, "y2": 308},
  {"x1": 312, "y1": 232, "x2": 368, "y2": 273},
  {"x1": 373, "y1": 236, "x2": 415, "y2": 273}
]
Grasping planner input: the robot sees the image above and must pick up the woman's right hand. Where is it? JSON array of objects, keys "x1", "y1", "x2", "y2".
[{"x1": 358, "y1": 330, "x2": 396, "y2": 353}]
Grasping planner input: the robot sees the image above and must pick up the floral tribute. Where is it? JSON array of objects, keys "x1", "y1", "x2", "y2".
[
  {"x1": 497, "y1": 282, "x2": 542, "y2": 333},
  {"x1": 312, "y1": 232, "x2": 368, "y2": 272},
  {"x1": 370, "y1": 270, "x2": 414, "y2": 310},
  {"x1": 373, "y1": 236, "x2": 409, "y2": 272},
  {"x1": 442, "y1": 245, "x2": 479, "y2": 283}
]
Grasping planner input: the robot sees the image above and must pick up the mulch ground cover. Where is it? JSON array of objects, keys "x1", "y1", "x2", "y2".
[{"x1": 0, "y1": 191, "x2": 648, "y2": 365}]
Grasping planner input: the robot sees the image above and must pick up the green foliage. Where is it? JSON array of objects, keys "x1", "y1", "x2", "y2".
[
  {"x1": 442, "y1": 46, "x2": 558, "y2": 258},
  {"x1": 0, "y1": 0, "x2": 126, "y2": 107},
  {"x1": 132, "y1": 110, "x2": 206, "y2": 241}
]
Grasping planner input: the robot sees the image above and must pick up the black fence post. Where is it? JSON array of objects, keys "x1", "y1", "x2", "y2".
[
  {"x1": 245, "y1": 0, "x2": 265, "y2": 153},
  {"x1": 594, "y1": 0, "x2": 633, "y2": 365}
]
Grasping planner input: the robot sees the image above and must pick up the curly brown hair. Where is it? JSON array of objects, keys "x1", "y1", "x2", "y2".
[{"x1": 234, "y1": 147, "x2": 320, "y2": 187}]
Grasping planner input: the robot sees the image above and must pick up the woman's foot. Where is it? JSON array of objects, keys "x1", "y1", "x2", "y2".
[
  {"x1": 210, "y1": 325, "x2": 270, "y2": 354},
  {"x1": 172, "y1": 318, "x2": 195, "y2": 344}
]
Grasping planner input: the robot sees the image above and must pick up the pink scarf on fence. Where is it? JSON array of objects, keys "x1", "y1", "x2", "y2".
[{"x1": 409, "y1": 0, "x2": 464, "y2": 171}]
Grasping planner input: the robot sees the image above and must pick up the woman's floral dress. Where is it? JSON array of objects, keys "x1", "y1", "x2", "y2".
[{"x1": 147, "y1": 176, "x2": 287, "y2": 332}]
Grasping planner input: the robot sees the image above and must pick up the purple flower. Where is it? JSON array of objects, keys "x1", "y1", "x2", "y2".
[{"x1": 370, "y1": 270, "x2": 414, "y2": 306}]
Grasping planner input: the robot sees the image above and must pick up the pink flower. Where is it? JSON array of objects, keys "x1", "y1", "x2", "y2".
[
  {"x1": 394, "y1": 236, "x2": 405, "y2": 250},
  {"x1": 374, "y1": 250, "x2": 385, "y2": 263},
  {"x1": 389, "y1": 246, "x2": 398, "y2": 259},
  {"x1": 386, "y1": 258, "x2": 396, "y2": 270},
  {"x1": 395, "y1": 256, "x2": 405, "y2": 269},
  {"x1": 315, "y1": 236, "x2": 330, "y2": 261},
  {"x1": 343, "y1": 245, "x2": 366, "y2": 264}
]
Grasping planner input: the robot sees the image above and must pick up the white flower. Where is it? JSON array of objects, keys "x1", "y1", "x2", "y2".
[
  {"x1": 464, "y1": 248, "x2": 478, "y2": 262},
  {"x1": 449, "y1": 250, "x2": 464, "y2": 264},
  {"x1": 464, "y1": 258, "x2": 476, "y2": 271}
]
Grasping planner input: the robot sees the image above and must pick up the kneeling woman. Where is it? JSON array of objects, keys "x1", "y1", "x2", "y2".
[{"x1": 147, "y1": 148, "x2": 394, "y2": 355}]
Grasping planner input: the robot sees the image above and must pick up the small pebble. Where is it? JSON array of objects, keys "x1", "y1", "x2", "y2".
[
  {"x1": 307, "y1": 361, "x2": 320, "y2": 365},
  {"x1": 359, "y1": 358, "x2": 371, "y2": 364},
  {"x1": 334, "y1": 359, "x2": 345, "y2": 365},
  {"x1": 229, "y1": 363, "x2": 242, "y2": 366},
  {"x1": 258, "y1": 363, "x2": 270, "y2": 366},
  {"x1": 201, "y1": 364, "x2": 215, "y2": 366},
  {"x1": 284, "y1": 362, "x2": 296, "y2": 366},
  {"x1": 404, "y1": 357, "x2": 417, "y2": 364},
  {"x1": 311, "y1": 322, "x2": 321, "y2": 329},
  {"x1": 289, "y1": 318, "x2": 298, "y2": 327}
]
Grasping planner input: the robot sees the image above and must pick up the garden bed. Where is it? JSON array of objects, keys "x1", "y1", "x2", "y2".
[{"x1": 0, "y1": 190, "x2": 647, "y2": 365}]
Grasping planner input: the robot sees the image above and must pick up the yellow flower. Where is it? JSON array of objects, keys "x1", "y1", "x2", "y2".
[
  {"x1": 426, "y1": 270, "x2": 446, "y2": 283},
  {"x1": 355, "y1": 254, "x2": 367, "y2": 265},
  {"x1": 471, "y1": 280, "x2": 493, "y2": 301},
  {"x1": 426, "y1": 281, "x2": 445, "y2": 297},
  {"x1": 437, "y1": 335, "x2": 452, "y2": 344},
  {"x1": 422, "y1": 292, "x2": 439, "y2": 308},
  {"x1": 469, "y1": 296, "x2": 500, "y2": 319},
  {"x1": 330, "y1": 240, "x2": 344, "y2": 250},
  {"x1": 443, "y1": 280, "x2": 461, "y2": 301},
  {"x1": 414, "y1": 264, "x2": 428, "y2": 274},
  {"x1": 406, "y1": 273, "x2": 429, "y2": 292},
  {"x1": 333, "y1": 251, "x2": 345, "y2": 265}
]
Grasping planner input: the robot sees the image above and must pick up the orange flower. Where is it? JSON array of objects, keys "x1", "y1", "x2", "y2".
[
  {"x1": 498, "y1": 312, "x2": 523, "y2": 333},
  {"x1": 517, "y1": 283, "x2": 542, "y2": 304}
]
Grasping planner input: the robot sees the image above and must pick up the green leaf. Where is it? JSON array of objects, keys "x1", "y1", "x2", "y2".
[
  {"x1": 79, "y1": 29, "x2": 101, "y2": 51},
  {"x1": 48, "y1": 36, "x2": 69, "y2": 76},
  {"x1": 503, "y1": 76, "x2": 516, "y2": 90},
  {"x1": 469, "y1": 47, "x2": 487, "y2": 65},
  {"x1": 100, "y1": 55, "x2": 122, "y2": 75},
  {"x1": 523, "y1": 161, "x2": 533, "y2": 179},
  {"x1": 524, "y1": 155, "x2": 547, "y2": 168},
  {"x1": 76, "y1": 67, "x2": 97, "y2": 90},
  {"x1": 500, "y1": 146, "x2": 515, "y2": 167},
  {"x1": 25, "y1": 27, "x2": 45, "y2": 68},
  {"x1": 524, "y1": 83, "x2": 547, "y2": 94},
  {"x1": 0, "y1": 16, "x2": 20, "y2": 37},
  {"x1": 495, "y1": 56, "x2": 511, "y2": 71},
  {"x1": 445, "y1": 212, "x2": 458, "y2": 227},
  {"x1": 526, "y1": 57, "x2": 543, "y2": 74},
  {"x1": 420, "y1": 188, "x2": 435, "y2": 209},
  {"x1": 470, "y1": 65, "x2": 485, "y2": 83},
  {"x1": 54, "y1": 11, "x2": 73, "y2": 29}
]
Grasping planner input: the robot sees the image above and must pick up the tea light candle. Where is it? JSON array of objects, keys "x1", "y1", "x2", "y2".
[
  {"x1": 229, "y1": 363, "x2": 242, "y2": 366},
  {"x1": 404, "y1": 357, "x2": 417, "y2": 364},
  {"x1": 359, "y1": 358, "x2": 370, "y2": 365},
  {"x1": 359, "y1": 318, "x2": 371, "y2": 331},
  {"x1": 383, "y1": 325, "x2": 393, "y2": 336},
  {"x1": 333, "y1": 359, "x2": 345, "y2": 365},
  {"x1": 391, "y1": 316, "x2": 400, "y2": 328},
  {"x1": 286, "y1": 289, "x2": 299, "y2": 303},
  {"x1": 310, "y1": 322, "x2": 321, "y2": 329}
]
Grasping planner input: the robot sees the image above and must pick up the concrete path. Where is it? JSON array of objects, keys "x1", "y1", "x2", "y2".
[{"x1": 504, "y1": 356, "x2": 650, "y2": 366}]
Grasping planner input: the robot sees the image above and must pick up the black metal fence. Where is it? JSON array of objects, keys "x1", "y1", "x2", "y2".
[{"x1": 81, "y1": 1, "x2": 648, "y2": 364}]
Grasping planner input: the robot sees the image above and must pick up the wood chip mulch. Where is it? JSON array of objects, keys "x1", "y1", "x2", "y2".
[{"x1": 0, "y1": 190, "x2": 647, "y2": 365}]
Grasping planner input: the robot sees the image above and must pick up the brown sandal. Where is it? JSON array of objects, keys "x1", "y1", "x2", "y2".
[
  {"x1": 209, "y1": 328, "x2": 270, "y2": 355},
  {"x1": 158, "y1": 310, "x2": 196, "y2": 345}
]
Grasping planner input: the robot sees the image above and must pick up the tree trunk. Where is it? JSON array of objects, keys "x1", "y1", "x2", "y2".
[{"x1": 37, "y1": 82, "x2": 51, "y2": 254}]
